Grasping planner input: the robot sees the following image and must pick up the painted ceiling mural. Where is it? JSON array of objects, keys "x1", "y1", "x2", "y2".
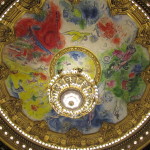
[{"x1": 2, "y1": 0, "x2": 150, "y2": 134}]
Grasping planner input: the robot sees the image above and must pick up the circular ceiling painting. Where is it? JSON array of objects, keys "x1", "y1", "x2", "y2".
[{"x1": 0, "y1": 0, "x2": 150, "y2": 150}]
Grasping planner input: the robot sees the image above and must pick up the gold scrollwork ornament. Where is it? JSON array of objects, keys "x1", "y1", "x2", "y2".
[
  {"x1": 0, "y1": 63, "x2": 10, "y2": 80},
  {"x1": 0, "y1": 0, "x2": 150, "y2": 149},
  {"x1": 0, "y1": 23, "x2": 15, "y2": 43}
]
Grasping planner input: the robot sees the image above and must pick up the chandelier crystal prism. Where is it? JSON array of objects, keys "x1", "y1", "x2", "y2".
[{"x1": 48, "y1": 69, "x2": 100, "y2": 118}]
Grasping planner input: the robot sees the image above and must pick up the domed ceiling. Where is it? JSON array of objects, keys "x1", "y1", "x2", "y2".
[{"x1": 0, "y1": 0, "x2": 150, "y2": 150}]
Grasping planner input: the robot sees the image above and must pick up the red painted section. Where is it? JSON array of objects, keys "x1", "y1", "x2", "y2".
[
  {"x1": 112, "y1": 37, "x2": 121, "y2": 45},
  {"x1": 31, "y1": 105, "x2": 39, "y2": 111},
  {"x1": 15, "y1": 19, "x2": 39, "y2": 37},
  {"x1": 113, "y1": 50, "x2": 124, "y2": 58},
  {"x1": 107, "y1": 80, "x2": 115, "y2": 88},
  {"x1": 97, "y1": 19, "x2": 122, "y2": 45},
  {"x1": 39, "y1": 54, "x2": 53, "y2": 64},
  {"x1": 15, "y1": 1, "x2": 65, "y2": 51},
  {"x1": 129, "y1": 72, "x2": 135, "y2": 78},
  {"x1": 122, "y1": 51, "x2": 133, "y2": 61},
  {"x1": 34, "y1": 1, "x2": 65, "y2": 50},
  {"x1": 97, "y1": 21, "x2": 117, "y2": 39},
  {"x1": 33, "y1": 72, "x2": 47, "y2": 80},
  {"x1": 122, "y1": 80, "x2": 128, "y2": 90}
]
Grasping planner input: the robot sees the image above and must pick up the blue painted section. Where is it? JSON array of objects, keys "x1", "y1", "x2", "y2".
[
  {"x1": 9, "y1": 79, "x2": 24, "y2": 99},
  {"x1": 46, "y1": 105, "x2": 113, "y2": 134}
]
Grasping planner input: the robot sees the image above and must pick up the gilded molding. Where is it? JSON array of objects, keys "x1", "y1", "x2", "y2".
[
  {"x1": 141, "y1": 66, "x2": 150, "y2": 84},
  {"x1": 135, "y1": 23, "x2": 150, "y2": 48},
  {"x1": 49, "y1": 47, "x2": 101, "y2": 84},
  {"x1": 0, "y1": 63, "x2": 10, "y2": 80},
  {"x1": 0, "y1": 0, "x2": 150, "y2": 149},
  {"x1": 18, "y1": 0, "x2": 45, "y2": 13},
  {"x1": 0, "y1": 23, "x2": 15, "y2": 43}
]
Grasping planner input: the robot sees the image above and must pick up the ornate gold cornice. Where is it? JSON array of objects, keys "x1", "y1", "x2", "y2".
[{"x1": 0, "y1": 0, "x2": 150, "y2": 150}]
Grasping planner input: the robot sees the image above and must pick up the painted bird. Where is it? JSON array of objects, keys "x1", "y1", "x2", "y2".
[
  {"x1": 64, "y1": 30, "x2": 90, "y2": 42},
  {"x1": 9, "y1": 79, "x2": 24, "y2": 99}
]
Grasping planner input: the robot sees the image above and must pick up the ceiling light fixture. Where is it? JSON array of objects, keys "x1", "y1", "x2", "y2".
[{"x1": 48, "y1": 69, "x2": 100, "y2": 118}]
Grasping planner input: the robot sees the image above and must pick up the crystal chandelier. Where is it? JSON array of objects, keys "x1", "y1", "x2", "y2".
[{"x1": 48, "y1": 69, "x2": 100, "y2": 118}]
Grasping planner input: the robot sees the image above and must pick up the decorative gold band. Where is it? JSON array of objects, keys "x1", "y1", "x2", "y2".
[{"x1": 49, "y1": 46, "x2": 101, "y2": 84}]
